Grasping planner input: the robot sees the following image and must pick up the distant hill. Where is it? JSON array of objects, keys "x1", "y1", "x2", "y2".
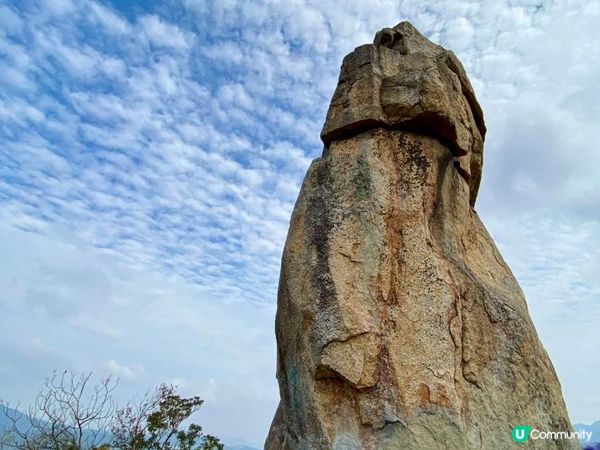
[
  {"x1": 0, "y1": 406, "x2": 16, "y2": 429},
  {"x1": 0, "y1": 406, "x2": 33, "y2": 434},
  {"x1": 582, "y1": 444, "x2": 600, "y2": 450},
  {"x1": 221, "y1": 436, "x2": 260, "y2": 450},
  {"x1": 575, "y1": 421, "x2": 600, "y2": 449},
  {"x1": 2, "y1": 405, "x2": 259, "y2": 450},
  {"x1": 0, "y1": 407, "x2": 33, "y2": 449},
  {"x1": 224, "y1": 446, "x2": 260, "y2": 450}
]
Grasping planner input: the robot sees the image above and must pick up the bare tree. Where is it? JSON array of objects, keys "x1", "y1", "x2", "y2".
[
  {"x1": 1, "y1": 373, "x2": 222, "y2": 450},
  {"x1": 1, "y1": 371, "x2": 116, "y2": 450}
]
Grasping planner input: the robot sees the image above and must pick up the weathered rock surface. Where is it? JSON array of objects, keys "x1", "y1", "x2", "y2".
[
  {"x1": 266, "y1": 22, "x2": 576, "y2": 450},
  {"x1": 321, "y1": 22, "x2": 485, "y2": 206}
]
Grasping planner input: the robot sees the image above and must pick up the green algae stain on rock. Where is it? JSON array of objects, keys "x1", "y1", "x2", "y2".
[
  {"x1": 361, "y1": 219, "x2": 381, "y2": 276},
  {"x1": 285, "y1": 365, "x2": 300, "y2": 413},
  {"x1": 353, "y1": 145, "x2": 373, "y2": 201},
  {"x1": 355, "y1": 141, "x2": 384, "y2": 277}
]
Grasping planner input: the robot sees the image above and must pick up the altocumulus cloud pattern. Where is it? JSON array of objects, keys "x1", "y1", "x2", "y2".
[{"x1": 0, "y1": 0, "x2": 599, "y2": 447}]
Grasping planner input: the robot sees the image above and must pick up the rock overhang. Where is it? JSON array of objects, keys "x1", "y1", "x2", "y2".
[{"x1": 320, "y1": 21, "x2": 487, "y2": 205}]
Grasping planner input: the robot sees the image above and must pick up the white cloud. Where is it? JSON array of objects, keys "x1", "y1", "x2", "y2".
[
  {"x1": 87, "y1": 2, "x2": 131, "y2": 35},
  {"x1": 104, "y1": 360, "x2": 146, "y2": 381},
  {"x1": 44, "y1": 0, "x2": 76, "y2": 15},
  {"x1": 441, "y1": 16, "x2": 474, "y2": 51},
  {"x1": 0, "y1": 4, "x2": 23, "y2": 35},
  {"x1": 138, "y1": 15, "x2": 193, "y2": 50},
  {"x1": 218, "y1": 83, "x2": 254, "y2": 110}
]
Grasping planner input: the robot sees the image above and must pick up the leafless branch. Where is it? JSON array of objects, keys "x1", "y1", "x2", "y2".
[{"x1": 0, "y1": 371, "x2": 117, "y2": 450}]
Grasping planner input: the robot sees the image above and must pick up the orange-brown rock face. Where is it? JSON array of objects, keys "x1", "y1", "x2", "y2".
[{"x1": 265, "y1": 22, "x2": 577, "y2": 450}]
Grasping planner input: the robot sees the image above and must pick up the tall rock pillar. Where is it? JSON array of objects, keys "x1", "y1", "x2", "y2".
[{"x1": 266, "y1": 22, "x2": 577, "y2": 450}]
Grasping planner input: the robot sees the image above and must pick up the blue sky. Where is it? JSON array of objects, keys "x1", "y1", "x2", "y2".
[{"x1": 0, "y1": 0, "x2": 599, "y2": 447}]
